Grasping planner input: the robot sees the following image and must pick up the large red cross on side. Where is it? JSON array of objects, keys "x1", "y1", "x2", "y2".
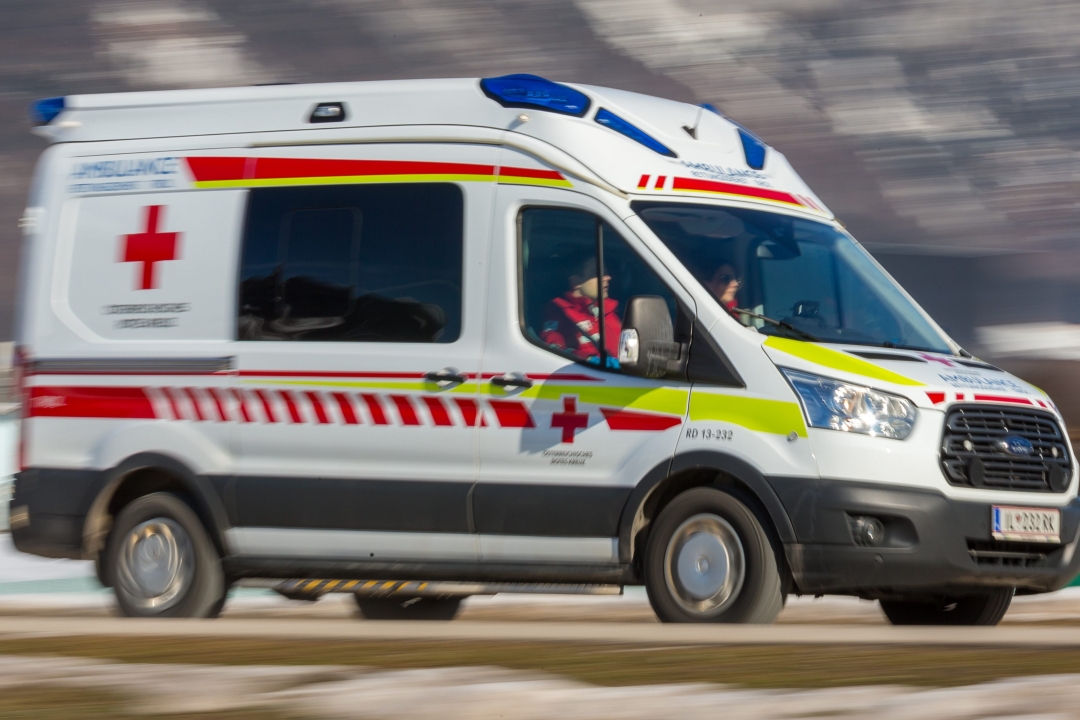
[
  {"x1": 551, "y1": 396, "x2": 589, "y2": 443},
  {"x1": 120, "y1": 205, "x2": 180, "y2": 290}
]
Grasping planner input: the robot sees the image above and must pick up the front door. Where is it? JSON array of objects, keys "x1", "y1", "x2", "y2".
[
  {"x1": 475, "y1": 171, "x2": 694, "y2": 567},
  {"x1": 224, "y1": 143, "x2": 493, "y2": 563}
]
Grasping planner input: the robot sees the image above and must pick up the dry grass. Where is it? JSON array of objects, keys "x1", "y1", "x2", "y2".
[{"x1": 1, "y1": 635, "x2": 1080, "y2": 689}]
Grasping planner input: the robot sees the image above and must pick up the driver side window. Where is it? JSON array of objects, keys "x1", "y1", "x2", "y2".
[{"x1": 519, "y1": 207, "x2": 679, "y2": 374}]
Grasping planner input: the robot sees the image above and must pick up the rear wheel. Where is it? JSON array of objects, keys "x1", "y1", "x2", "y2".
[
  {"x1": 353, "y1": 595, "x2": 462, "y2": 620},
  {"x1": 880, "y1": 588, "x2": 1013, "y2": 626},
  {"x1": 106, "y1": 492, "x2": 226, "y2": 618},
  {"x1": 645, "y1": 487, "x2": 784, "y2": 623}
]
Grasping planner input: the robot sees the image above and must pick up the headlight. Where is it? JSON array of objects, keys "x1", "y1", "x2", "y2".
[{"x1": 782, "y1": 369, "x2": 917, "y2": 440}]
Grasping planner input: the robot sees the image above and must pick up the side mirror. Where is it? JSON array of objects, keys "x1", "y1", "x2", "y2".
[{"x1": 618, "y1": 295, "x2": 684, "y2": 378}]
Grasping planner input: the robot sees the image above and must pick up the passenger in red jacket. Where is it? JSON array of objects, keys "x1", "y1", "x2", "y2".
[{"x1": 540, "y1": 257, "x2": 622, "y2": 363}]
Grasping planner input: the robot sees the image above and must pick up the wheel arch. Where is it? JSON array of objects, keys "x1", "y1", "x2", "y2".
[
  {"x1": 618, "y1": 451, "x2": 798, "y2": 570},
  {"x1": 82, "y1": 452, "x2": 232, "y2": 570}
]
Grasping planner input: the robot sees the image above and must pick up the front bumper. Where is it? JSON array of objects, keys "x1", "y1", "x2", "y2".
[{"x1": 766, "y1": 476, "x2": 1080, "y2": 596}]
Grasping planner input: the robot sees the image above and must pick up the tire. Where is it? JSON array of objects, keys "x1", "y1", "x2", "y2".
[
  {"x1": 880, "y1": 588, "x2": 1013, "y2": 626},
  {"x1": 354, "y1": 595, "x2": 463, "y2": 621},
  {"x1": 105, "y1": 492, "x2": 226, "y2": 618},
  {"x1": 645, "y1": 487, "x2": 784, "y2": 624}
]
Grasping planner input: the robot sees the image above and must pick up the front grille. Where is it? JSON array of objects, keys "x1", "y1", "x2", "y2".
[{"x1": 941, "y1": 405, "x2": 1071, "y2": 493}]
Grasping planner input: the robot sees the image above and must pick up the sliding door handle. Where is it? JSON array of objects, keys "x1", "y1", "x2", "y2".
[{"x1": 491, "y1": 373, "x2": 533, "y2": 389}]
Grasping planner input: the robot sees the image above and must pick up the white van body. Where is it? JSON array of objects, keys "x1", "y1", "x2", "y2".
[{"x1": 11, "y1": 77, "x2": 1080, "y2": 623}]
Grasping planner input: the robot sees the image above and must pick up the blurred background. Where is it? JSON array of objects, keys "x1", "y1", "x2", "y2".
[{"x1": 4, "y1": 0, "x2": 1080, "y2": 488}]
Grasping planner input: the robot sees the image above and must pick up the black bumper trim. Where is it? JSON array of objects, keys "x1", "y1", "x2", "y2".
[{"x1": 766, "y1": 476, "x2": 1080, "y2": 594}]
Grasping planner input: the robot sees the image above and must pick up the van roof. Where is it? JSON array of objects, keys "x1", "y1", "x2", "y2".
[{"x1": 33, "y1": 76, "x2": 831, "y2": 219}]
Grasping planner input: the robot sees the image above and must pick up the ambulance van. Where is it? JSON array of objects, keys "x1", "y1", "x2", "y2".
[{"x1": 10, "y1": 76, "x2": 1080, "y2": 623}]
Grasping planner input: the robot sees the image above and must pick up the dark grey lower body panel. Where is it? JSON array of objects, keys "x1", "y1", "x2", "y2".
[
  {"x1": 224, "y1": 556, "x2": 634, "y2": 585},
  {"x1": 767, "y1": 476, "x2": 1080, "y2": 595}
]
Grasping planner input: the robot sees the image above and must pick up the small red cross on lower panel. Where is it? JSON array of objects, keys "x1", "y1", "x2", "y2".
[
  {"x1": 551, "y1": 396, "x2": 589, "y2": 443},
  {"x1": 120, "y1": 205, "x2": 181, "y2": 290}
]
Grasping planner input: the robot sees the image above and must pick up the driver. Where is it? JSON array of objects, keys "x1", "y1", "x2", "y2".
[
  {"x1": 704, "y1": 262, "x2": 741, "y2": 313},
  {"x1": 540, "y1": 256, "x2": 621, "y2": 362}
]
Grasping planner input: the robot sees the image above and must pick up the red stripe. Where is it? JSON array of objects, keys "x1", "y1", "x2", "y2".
[
  {"x1": 238, "y1": 370, "x2": 427, "y2": 379},
  {"x1": 29, "y1": 386, "x2": 156, "y2": 420},
  {"x1": 362, "y1": 394, "x2": 389, "y2": 425},
  {"x1": 183, "y1": 387, "x2": 205, "y2": 421},
  {"x1": 672, "y1": 177, "x2": 804, "y2": 206},
  {"x1": 453, "y1": 398, "x2": 486, "y2": 427},
  {"x1": 489, "y1": 400, "x2": 535, "y2": 428},
  {"x1": 279, "y1": 390, "x2": 303, "y2": 423},
  {"x1": 332, "y1": 392, "x2": 359, "y2": 425},
  {"x1": 231, "y1": 389, "x2": 252, "y2": 423},
  {"x1": 600, "y1": 407, "x2": 682, "y2": 431},
  {"x1": 637, "y1": 174, "x2": 650, "y2": 188},
  {"x1": 654, "y1": 175, "x2": 666, "y2": 189},
  {"x1": 255, "y1": 389, "x2": 278, "y2": 423},
  {"x1": 497, "y1": 165, "x2": 566, "y2": 181},
  {"x1": 973, "y1": 394, "x2": 1034, "y2": 405},
  {"x1": 391, "y1": 395, "x2": 421, "y2": 425},
  {"x1": 422, "y1": 396, "x2": 453, "y2": 426},
  {"x1": 165, "y1": 388, "x2": 185, "y2": 420},
  {"x1": 925, "y1": 392, "x2": 946, "y2": 405},
  {"x1": 207, "y1": 388, "x2": 229, "y2": 421},
  {"x1": 305, "y1": 391, "x2": 330, "y2": 424},
  {"x1": 183, "y1": 156, "x2": 248, "y2": 182},
  {"x1": 478, "y1": 372, "x2": 601, "y2": 382},
  {"x1": 252, "y1": 390, "x2": 276, "y2": 425}
]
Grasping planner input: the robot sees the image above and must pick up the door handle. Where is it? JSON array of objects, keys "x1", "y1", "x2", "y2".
[
  {"x1": 491, "y1": 373, "x2": 533, "y2": 389},
  {"x1": 424, "y1": 367, "x2": 467, "y2": 387}
]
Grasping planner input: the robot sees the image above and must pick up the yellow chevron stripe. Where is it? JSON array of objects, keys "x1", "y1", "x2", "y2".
[
  {"x1": 764, "y1": 336, "x2": 925, "y2": 387},
  {"x1": 689, "y1": 392, "x2": 807, "y2": 437}
]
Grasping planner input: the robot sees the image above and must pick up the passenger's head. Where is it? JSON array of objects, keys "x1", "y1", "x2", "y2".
[
  {"x1": 705, "y1": 263, "x2": 740, "y2": 306},
  {"x1": 569, "y1": 257, "x2": 611, "y2": 301}
]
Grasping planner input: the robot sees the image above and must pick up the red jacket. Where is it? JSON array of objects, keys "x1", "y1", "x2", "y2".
[{"x1": 540, "y1": 292, "x2": 622, "y2": 360}]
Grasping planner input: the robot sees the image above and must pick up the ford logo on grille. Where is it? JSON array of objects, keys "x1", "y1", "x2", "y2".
[{"x1": 996, "y1": 435, "x2": 1035, "y2": 456}]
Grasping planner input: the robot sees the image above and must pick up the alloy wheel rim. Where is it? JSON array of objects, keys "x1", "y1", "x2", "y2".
[
  {"x1": 115, "y1": 517, "x2": 194, "y2": 612},
  {"x1": 664, "y1": 513, "x2": 745, "y2": 617}
]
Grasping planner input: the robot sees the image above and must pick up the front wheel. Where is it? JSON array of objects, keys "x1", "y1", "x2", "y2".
[
  {"x1": 645, "y1": 487, "x2": 784, "y2": 623},
  {"x1": 105, "y1": 492, "x2": 226, "y2": 618},
  {"x1": 354, "y1": 595, "x2": 463, "y2": 620},
  {"x1": 880, "y1": 588, "x2": 1013, "y2": 626}
]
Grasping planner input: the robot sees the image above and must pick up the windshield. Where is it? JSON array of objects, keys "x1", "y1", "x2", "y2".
[{"x1": 634, "y1": 202, "x2": 954, "y2": 354}]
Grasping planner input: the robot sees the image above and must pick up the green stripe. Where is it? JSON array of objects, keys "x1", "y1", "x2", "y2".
[
  {"x1": 689, "y1": 392, "x2": 807, "y2": 437},
  {"x1": 764, "y1": 337, "x2": 924, "y2": 387},
  {"x1": 487, "y1": 384, "x2": 689, "y2": 416}
]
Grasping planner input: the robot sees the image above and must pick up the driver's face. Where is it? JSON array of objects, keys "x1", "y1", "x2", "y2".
[
  {"x1": 706, "y1": 264, "x2": 740, "y2": 305},
  {"x1": 577, "y1": 274, "x2": 611, "y2": 301}
]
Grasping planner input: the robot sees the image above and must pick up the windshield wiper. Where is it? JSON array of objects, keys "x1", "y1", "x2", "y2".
[{"x1": 732, "y1": 308, "x2": 822, "y2": 343}]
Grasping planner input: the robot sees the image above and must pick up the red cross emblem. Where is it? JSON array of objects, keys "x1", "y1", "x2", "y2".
[
  {"x1": 551, "y1": 396, "x2": 589, "y2": 443},
  {"x1": 918, "y1": 353, "x2": 955, "y2": 367},
  {"x1": 120, "y1": 205, "x2": 180, "y2": 290}
]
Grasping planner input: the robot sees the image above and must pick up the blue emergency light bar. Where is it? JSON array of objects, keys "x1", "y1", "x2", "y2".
[
  {"x1": 30, "y1": 97, "x2": 66, "y2": 125},
  {"x1": 700, "y1": 103, "x2": 767, "y2": 170},
  {"x1": 594, "y1": 108, "x2": 677, "y2": 158},
  {"x1": 480, "y1": 74, "x2": 590, "y2": 117}
]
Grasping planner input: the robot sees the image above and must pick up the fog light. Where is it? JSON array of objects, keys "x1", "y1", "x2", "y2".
[{"x1": 851, "y1": 516, "x2": 885, "y2": 546}]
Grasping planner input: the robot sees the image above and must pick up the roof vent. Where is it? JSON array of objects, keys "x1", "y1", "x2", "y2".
[
  {"x1": 594, "y1": 108, "x2": 677, "y2": 158},
  {"x1": 480, "y1": 74, "x2": 590, "y2": 117},
  {"x1": 309, "y1": 102, "x2": 346, "y2": 123}
]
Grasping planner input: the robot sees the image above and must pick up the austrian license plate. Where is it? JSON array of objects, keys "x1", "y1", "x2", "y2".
[{"x1": 991, "y1": 506, "x2": 1061, "y2": 543}]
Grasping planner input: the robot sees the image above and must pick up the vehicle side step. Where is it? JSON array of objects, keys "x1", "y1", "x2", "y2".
[{"x1": 239, "y1": 578, "x2": 624, "y2": 601}]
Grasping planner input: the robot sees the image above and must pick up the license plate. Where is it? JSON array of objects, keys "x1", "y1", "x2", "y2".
[{"x1": 992, "y1": 506, "x2": 1061, "y2": 543}]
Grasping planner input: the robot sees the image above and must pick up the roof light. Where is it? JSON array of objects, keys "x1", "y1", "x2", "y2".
[
  {"x1": 594, "y1": 108, "x2": 677, "y2": 158},
  {"x1": 700, "y1": 103, "x2": 767, "y2": 170},
  {"x1": 738, "y1": 129, "x2": 767, "y2": 170},
  {"x1": 480, "y1": 74, "x2": 590, "y2": 117},
  {"x1": 309, "y1": 102, "x2": 346, "y2": 123},
  {"x1": 30, "y1": 97, "x2": 65, "y2": 125}
]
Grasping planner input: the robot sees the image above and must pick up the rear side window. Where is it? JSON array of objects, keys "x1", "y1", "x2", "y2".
[{"x1": 238, "y1": 184, "x2": 463, "y2": 342}]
